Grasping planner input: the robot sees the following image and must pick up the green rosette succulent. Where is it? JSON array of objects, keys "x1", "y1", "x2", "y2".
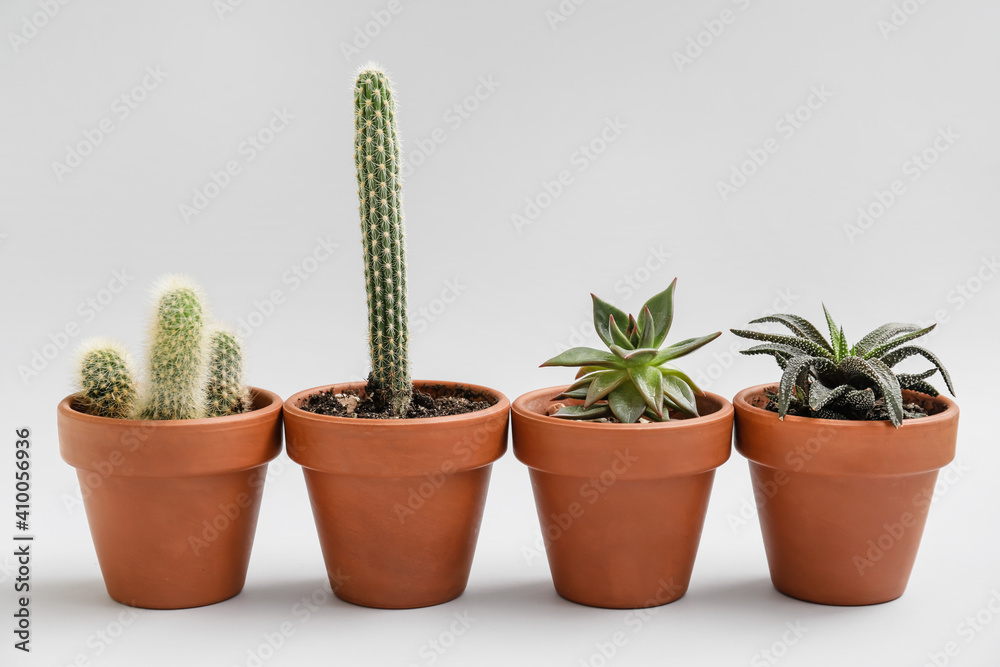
[{"x1": 541, "y1": 279, "x2": 721, "y2": 423}]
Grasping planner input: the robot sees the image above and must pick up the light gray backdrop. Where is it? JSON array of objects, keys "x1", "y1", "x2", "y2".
[{"x1": 2, "y1": 1, "x2": 998, "y2": 665}]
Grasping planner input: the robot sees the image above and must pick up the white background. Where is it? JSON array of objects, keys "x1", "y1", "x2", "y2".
[{"x1": 2, "y1": 1, "x2": 999, "y2": 665}]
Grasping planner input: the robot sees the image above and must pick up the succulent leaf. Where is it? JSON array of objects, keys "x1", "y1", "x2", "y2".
[
  {"x1": 593, "y1": 294, "x2": 630, "y2": 348},
  {"x1": 863, "y1": 324, "x2": 936, "y2": 360},
  {"x1": 543, "y1": 347, "x2": 620, "y2": 368},
  {"x1": 628, "y1": 365, "x2": 664, "y2": 417},
  {"x1": 730, "y1": 329, "x2": 833, "y2": 359},
  {"x1": 853, "y1": 323, "x2": 923, "y2": 357},
  {"x1": 584, "y1": 370, "x2": 628, "y2": 408},
  {"x1": 543, "y1": 280, "x2": 714, "y2": 422},
  {"x1": 749, "y1": 314, "x2": 832, "y2": 352},
  {"x1": 552, "y1": 404, "x2": 612, "y2": 420},
  {"x1": 641, "y1": 280, "x2": 676, "y2": 348},
  {"x1": 608, "y1": 382, "x2": 648, "y2": 424},
  {"x1": 879, "y1": 345, "x2": 955, "y2": 395}
]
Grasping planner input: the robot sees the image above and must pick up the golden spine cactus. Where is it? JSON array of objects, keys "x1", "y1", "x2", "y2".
[
  {"x1": 354, "y1": 63, "x2": 411, "y2": 416},
  {"x1": 72, "y1": 275, "x2": 252, "y2": 421},
  {"x1": 75, "y1": 338, "x2": 139, "y2": 419},
  {"x1": 204, "y1": 325, "x2": 251, "y2": 417},
  {"x1": 140, "y1": 276, "x2": 208, "y2": 420}
]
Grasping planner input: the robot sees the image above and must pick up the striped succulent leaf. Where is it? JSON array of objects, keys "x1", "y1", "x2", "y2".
[{"x1": 732, "y1": 306, "x2": 954, "y2": 427}]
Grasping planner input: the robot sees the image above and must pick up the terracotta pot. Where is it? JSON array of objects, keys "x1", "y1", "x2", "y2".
[
  {"x1": 57, "y1": 387, "x2": 283, "y2": 609},
  {"x1": 511, "y1": 386, "x2": 733, "y2": 609},
  {"x1": 283, "y1": 380, "x2": 509, "y2": 609},
  {"x1": 733, "y1": 384, "x2": 959, "y2": 606}
]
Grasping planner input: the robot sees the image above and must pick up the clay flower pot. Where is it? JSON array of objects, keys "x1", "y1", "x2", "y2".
[
  {"x1": 57, "y1": 387, "x2": 283, "y2": 609},
  {"x1": 283, "y1": 380, "x2": 509, "y2": 609},
  {"x1": 733, "y1": 383, "x2": 959, "y2": 606},
  {"x1": 511, "y1": 386, "x2": 733, "y2": 609}
]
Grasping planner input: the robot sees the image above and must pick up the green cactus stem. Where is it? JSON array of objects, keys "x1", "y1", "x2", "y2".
[
  {"x1": 140, "y1": 275, "x2": 208, "y2": 420},
  {"x1": 354, "y1": 64, "x2": 411, "y2": 416},
  {"x1": 204, "y1": 325, "x2": 251, "y2": 417},
  {"x1": 75, "y1": 338, "x2": 138, "y2": 419}
]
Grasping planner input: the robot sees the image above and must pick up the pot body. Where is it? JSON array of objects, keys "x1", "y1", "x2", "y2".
[
  {"x1": 283, "y1": 381, "x2": 510, "y2": 609},
  {"x1": 57, "y1": 387, "x2": 283, "y2": 609},
  {"x1": 733, "y1": 384, "x2": 959, "y2": 605},
  {"x1": 512, "y1": 387, "x2": 733, "y2": 609}
]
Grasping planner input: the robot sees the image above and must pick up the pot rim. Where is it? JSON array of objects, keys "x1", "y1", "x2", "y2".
[
  {"x1": 283, "y1": 380, "x2": 511, "y2": 427},
  {"x1": 58, "y1": 386, "x2": 284, "y2": 477},
  {"x1": 733, "y1": 384, "x2": 959, "y2": 476},
  {"x1": 282, "y1": 380, "x2": 510, "y2": 476},
  {"x1": 511, "y1": 385, "x2": 734, "y2": 431},
  {"x1": 733, "y1": 383, "x2": 959, "y2": 428},
  {"x1": 58, "y1": 386, "x2": 283, "y2": 430},
  {"x1": 511, "y1": 386, "x2": 734, "y2": 478}
]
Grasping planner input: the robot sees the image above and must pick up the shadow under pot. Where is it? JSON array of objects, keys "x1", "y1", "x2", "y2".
[
  {"x1": 733, "y1": 383, "x2": 959, "y2": 606},
  {"x1": 57, "y1": 387, "x2": 284, "y2": 609},
  {"x1": 511, "y1": 386, "x2": 733, "y2": 609},
  {"x1": 282, "y1": 380, "x2": 510, "y2": 609}
]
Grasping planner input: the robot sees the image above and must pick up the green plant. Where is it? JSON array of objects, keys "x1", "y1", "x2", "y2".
[
  {"x1": 205, "y1": 325, "x2": 252, "y2": 418},
  {"x1": 73, "y1": 275, "x2": 250, "y2": 420},
  {"x1": 75, "y1": 338, "x2": 138, "y2": 419},
  {"x1": 355, "y1": 64, "x2": 411, "y2": 417},
  {"x1": 541, "y1": 279, "x2": 721, "y2": 423},
  {"x1": 731, "y1": 306, "x2": 955, "y2": 427},
  {"x1": 141, "y1": 276, "x2": 208, "y2": 420}
]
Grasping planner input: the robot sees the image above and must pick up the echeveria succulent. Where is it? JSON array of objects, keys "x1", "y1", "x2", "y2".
[
  {"x1": 541, "y1": 279, "x2": 720, "y2": 423},
  {"x1": 731, "y1": 306, "x2": 955, "y2": 427}
]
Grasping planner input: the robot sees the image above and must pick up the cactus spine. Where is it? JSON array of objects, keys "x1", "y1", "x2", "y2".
[
  {"x1": 140, "y1": 276, "x2": 208, "y2": 420},
  {"x1": 204, "y1": 325, "x2": 251, "y2": 417},
  {"x1": 355, "y1": 64, "x2": 411, "y2": 416},
  {"x1": 75, "y1": 338, "x2": 138, "y2": 419}
]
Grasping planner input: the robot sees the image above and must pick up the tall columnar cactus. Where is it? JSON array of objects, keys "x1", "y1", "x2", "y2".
[
  {"x1": 75, "y1": 338, "x2": 139, "y2": 419},
  {"x1": 204, "y1": 325, "x2": 251, "y2": 417},
  {"x1": 140, "y1": 276, "x2": 208, "y2": 420},
  {"x1": 355, "y1": 64, "x2": 411, "y2": 416}
]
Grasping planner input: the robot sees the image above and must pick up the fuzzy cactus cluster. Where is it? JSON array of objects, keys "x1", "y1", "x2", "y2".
[
  {"x1": 355, "y1": 64, "x2": 411, "y2": 416},
  {"x1": 75, "y1": 276, "x2": 250, "y2": 420}
]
